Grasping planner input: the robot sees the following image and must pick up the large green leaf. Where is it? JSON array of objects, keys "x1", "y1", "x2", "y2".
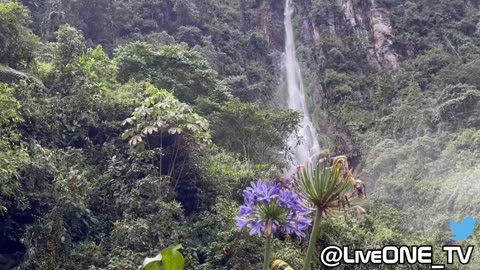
[
  {"x1": 141, "y1": 245, "x2": 185, "y2": 270},
  {"x1": 160, "y1": 244, "x2": 185, "y2": 270},
  {"x1": 142, "y1": 254, "x2": 162, "y2": 270}
]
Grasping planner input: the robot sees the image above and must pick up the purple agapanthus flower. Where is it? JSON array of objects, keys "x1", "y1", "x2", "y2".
[{"x1": 235, "y1": 180, "x2": 312, "y2": 238}]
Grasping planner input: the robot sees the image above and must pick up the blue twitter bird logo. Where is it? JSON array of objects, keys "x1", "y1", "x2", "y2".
[{"x1": 449, "y1": 216, "x2": 477, "y2": 241}]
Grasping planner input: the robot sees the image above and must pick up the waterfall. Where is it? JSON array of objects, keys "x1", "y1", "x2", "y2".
[{"x1": 283, "y1": 0, "x2": 321, "y2": 170}]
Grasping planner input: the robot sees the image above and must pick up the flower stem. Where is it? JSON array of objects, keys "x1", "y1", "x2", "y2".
[
  {"x1": 263, "y1": 236, "x2": 272, "y2": 270},
  {"x1": 303, "y1": 208, "x2": 322, "y2": 270}
]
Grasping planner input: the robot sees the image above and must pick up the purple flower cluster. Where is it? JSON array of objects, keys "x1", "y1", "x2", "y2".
[{"x1": 236, "y1": 180, "x2": 312, "y2": 238}]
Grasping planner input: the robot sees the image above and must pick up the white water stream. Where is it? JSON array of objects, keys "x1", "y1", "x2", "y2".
[{"x1": 284, "y1": 0, "x2": 321, "y2": 170}]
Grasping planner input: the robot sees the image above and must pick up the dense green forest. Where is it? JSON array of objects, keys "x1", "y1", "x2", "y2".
[{"x1": 1, "y1": 0, "x2": 480, "y2": 269}]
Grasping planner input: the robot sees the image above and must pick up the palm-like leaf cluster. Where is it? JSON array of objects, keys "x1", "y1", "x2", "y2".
[
  {"x1": 296, "y1": 156, "x2": 365, "y2": 216},
  {"x1": 297, "y1": 156, "x2": 366, "y2": 270},
  {"x1": 297, "y1": 163, "x2": 351, "y2": 215}
]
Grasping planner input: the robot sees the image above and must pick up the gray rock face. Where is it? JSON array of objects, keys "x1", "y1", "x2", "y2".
[
  {"x1": 368, "y1": 0, "x2": 399, "y2": 68},
  {"x1": 298, "y1": 0, "x2": 400, "y2": 70},
  {"x1": 341, "y1": 0, "x2": 357, "y2": 29},
  {"x1": 340, "y1": 0, "x2": 398, "y2": 68}
]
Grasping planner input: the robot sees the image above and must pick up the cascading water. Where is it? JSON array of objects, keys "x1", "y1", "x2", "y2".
[{"x1": 283, "y1": 0, "x2": 321, "y2": 170}]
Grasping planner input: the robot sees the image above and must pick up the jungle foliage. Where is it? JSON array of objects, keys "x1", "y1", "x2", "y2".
[{"x1": 0, "y1": 1, "x2": 296, "y2": 269}]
